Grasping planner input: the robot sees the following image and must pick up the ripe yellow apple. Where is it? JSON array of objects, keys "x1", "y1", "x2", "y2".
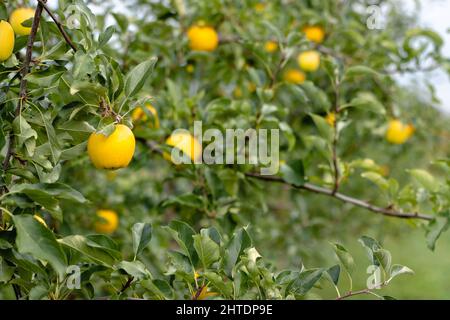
[
  {"x1": 298, "y1": 51, "x2": 321, "y2": 72},
  {"x1": 303, "y1": 25, "x2": 325, "y2": 44},
  {"x1": 264, "y1": 41, "x2": 278, "y2": 53},
  {"x1": 385, "y1": 120, "x2": 415, "y2": 144},
  {"x1": 87, "y1": 124, "x2": 136, "y2": 169},
  {"x1": 326, "y1": 112, "x2": 336, "y2": 126},
  {"x1": 164, "y1": 132, "x2": 202, "y2": 164},
  {"x1": 0, "y1": 21, "x2": 14, "y2": 61},
  {"x1": 95, "y1": 210, "x2": 119, "y2": 234},
  {"x1": 9, "y1": 8, "x2": 35, "y2": 36},
  {"x1": 283, "y1": 69, "x2": 306, "y2": 84},
  {"x1": 254, "y1": 3, "x2": 266, "y2": 12},
  {"x1": 187, "y1": 24, "x2": 219, "y2": 52},
  {"x1": 132, "y1": 104, "x2": 159, "y2": 128},
  {"x1": 186, "y1": 64, "x2": 194, "y2": 73}
]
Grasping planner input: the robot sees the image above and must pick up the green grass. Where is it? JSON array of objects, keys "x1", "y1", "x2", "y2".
[{"x1": 315, "y1": 228, "x2": 450, "y2": 299}]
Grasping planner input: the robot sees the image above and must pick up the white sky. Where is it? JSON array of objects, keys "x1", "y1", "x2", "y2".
[{"x1": 400, "y1": 0, "x2": 450, "y2": 113}]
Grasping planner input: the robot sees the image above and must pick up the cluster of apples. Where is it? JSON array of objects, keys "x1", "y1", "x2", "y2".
[
  {"x1": 0, "y1": 8, "x2": 35, "y2": 61},
  {"x1": 184, "y1": 20, "x2": 325, "y2": 87},
  {"x1": 283, "y1": 26, "x2": 324, "y2": 85}
]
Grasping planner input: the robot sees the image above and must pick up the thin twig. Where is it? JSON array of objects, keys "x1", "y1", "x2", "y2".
[
  {"x1": 137, "y1": 139, "x2": 433, "y2": 221},
  {"x1": 336, "y1": 282, "x2": 387, "y2": 300},
  {"x1": 118, "y1": 276, "x2": 134, "y2": 295},
  {"x1": 316, "y1": 44, "x2": 352, "y2": 64},
  {"x1": 336, "y1": 288, "x2": 373, "y2": 300},
  {"x1": 245, "y1": 172, "x2": 433, "y2": 221},
  {"x1": 136, "y1": 137, "x2": 164, "y2": 156},
  {"x1": 269, "y1": 51, "x2": 287, "y2": 88},
  {"x1": 193, "y1": 284, "x2": 206, "y2": 300},
  {"x1": 37, "y1": 0, "x2": 77, "y2": 52},
  {"x1": 331, "y1": 77, "x2": 341, "y2": 194}
]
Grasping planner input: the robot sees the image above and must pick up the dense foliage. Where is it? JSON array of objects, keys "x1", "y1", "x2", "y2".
[{"x1": 0, "y1": 0, "x2": 449, "y2": 300}]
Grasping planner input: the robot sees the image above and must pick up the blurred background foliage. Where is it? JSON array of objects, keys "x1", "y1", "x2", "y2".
[{"x1": 1, "y1": 0, "x2": 450, "y2": 299}]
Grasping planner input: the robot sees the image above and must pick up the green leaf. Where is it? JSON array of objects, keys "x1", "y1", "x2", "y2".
[
  {"x1": 9, "y1": 183, "x2": 87, "y2": 203},
  {"x1": 310, "y1": 114, "x2": 333, "y2": 141},
  {"x1": 0, "y1": 239, "x2": 13, "y2": 249},
  {"x1": 200, "y1": 227, "x2": 222, "y2": 245},
  {"x1": 28, "y1": 285, "x2": 49, "y2": 300},
  {"x1": 326, "y1": 264, "x2": 340, "y2": 286},
  {"x1": 299, "y1": 81, "x2": 331, "y2": 111},
  {"x1": 204, "y1": 271, "x2": 233, "y2": 298},
  {"x1": 26, "y1": 66, "x2": 66, "y2": 87},
  {"x1": 426, "y1": 214, "x2": 450, "y2": 251},
  {"x1": 344, "y1": 65, "x2": 383, "y2": 80},
  {"x1": 193, "y1": 234, "x2": 220, "y2": 269},
  {"x1": 9, "y1": 251, "x2": 47, "y2": 277},
  {"x1": 331, "y1": 243, "x2": 355, "y2": 275},
  {"x1": 280, "y1": 159, "x2": 305, "y2": 187},
  {"x1": 223, "y1": 228, "x2": 252, "y2": 277},
  {"x1": 358, "y1": 236, "x2": 383, "y2": 264},
  {"x1": 98, "y1": 25, "x2": 115, "y2": 47},
  {"x1": 408, "y1": 169, "x2": 439, "y2": 193},
  {"x1": 69, "y1": 80, "x2": 107, "y2": 97},
  {"x1": 60, "y1": 142, "x2": 88, "y2": 161},
  {"x1": 162, "y1": 193, "x2": 204, "y2": 209},
  {"x1": 0, "y1": 3, "x2": 7, "y2": 20},
  {"x1": 132, "y1": 222, "x2": 152, "y2": 259},
  {"x1": 373, "y1": 248, "x2": 392, "y2": 273},
  {"x1": 141, "y1": 279, "x2": 173, "y2": 300},
  {"x1": 112, "y1": 13, "x2": 129, "y2": 32},
  {"x1": 287, "y1": 268, "x2": 324, "y2": 295},
  {"x1": 0, "y1": 257, "x2": 14, "y2": 283},
  {"x1": 72, "y1": 52, "x2": 95, "y2": 80},
  {"x1": 124, "y1": 58, "x2": 157, "y2": 98},
  {"x1": 13, "y1": 215, "x2": 67, "y2": 279},
  {"x1": 116, "y1": 260, "x2": 151, "y2": 279},
  {"x1": 59, "y1": 235, "x2": 119, "y2": 267},
  {"x1": 167, "y1": 251, "x2": 194, "y2": 275},
  {"x1": 7, "y1": 183, "x2": 86, "y2": 220},
  {"x1": 21, "y1": 17, "x2": 33, "y2": 28},
  {"x1": 261, "y1": 21, "x2": 283, "y2": 43},
  {"x1": 388, "y1": 264, "x2": 414, "y2": 283},
  {"x1": 12, "y1": 115, "x2": 37, "y2": 157},
  {"x1": 361, "y1": 172, "x2": 389, "y2": 190},
  {"x1": 345, "y1": 92, "x2": 386, "y2": 115},
  {"x1": 85, "y1": 235, "x2": 121, "y2": 260},
  {"x1": 403, "y1": 28, "x2": 443, "y2": 57},
  {"x1": 279, "y1": 122, "x2": 296, "y2": 151},
  {"x1": 164, "y1": 220, "x2": 198, "y2": 265}
]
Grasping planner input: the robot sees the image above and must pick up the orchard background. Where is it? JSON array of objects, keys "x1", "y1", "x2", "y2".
[{"x1": 1, "y1": 0, "x2": 450, "y2": 300}]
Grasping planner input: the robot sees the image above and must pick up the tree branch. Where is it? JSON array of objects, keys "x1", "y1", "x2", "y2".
[
  {"x1": 37, "y1": 0, "x2": 77, "y2": 52},
  {"x1": 136, "y1": 138, "x2": 433, "y2": 221},
  {"x1": 2, "y1": 0, "x2": 46, "y2": 182},
  {"x1": 244, "y1": 172, "x2": 433, "y2": 221}
]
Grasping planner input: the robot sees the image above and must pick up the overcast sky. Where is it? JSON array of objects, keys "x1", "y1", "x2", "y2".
[{"x1": 400, "y1": 0, "x2": 450, "y2": 113}]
